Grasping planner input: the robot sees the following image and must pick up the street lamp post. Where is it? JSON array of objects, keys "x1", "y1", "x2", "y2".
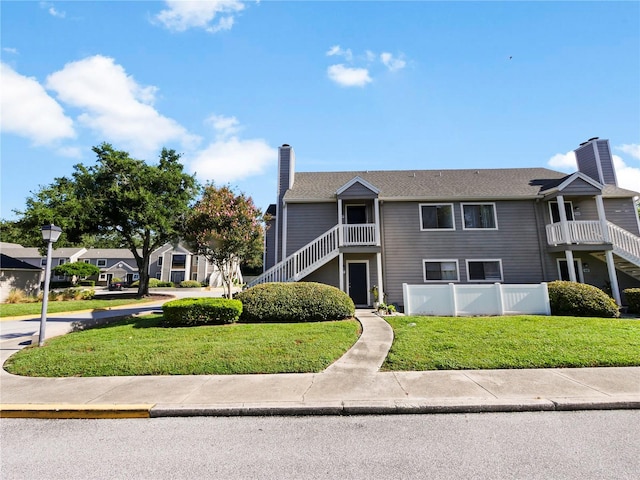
[{"x1": 39, "y1": 224, "x2": 62, "y2": 347}]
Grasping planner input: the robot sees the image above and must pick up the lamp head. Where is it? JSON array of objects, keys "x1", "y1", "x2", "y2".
[{"x1": 41, "y1": 224, "x2": 63, "y2": 243}]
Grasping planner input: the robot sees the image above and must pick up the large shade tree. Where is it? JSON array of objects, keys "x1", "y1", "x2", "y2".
[
  {"x1": 184, "y1": 184, "x2": 265, "y2": 298},
  {"x1": 16, "y1": 143, "x2": 199, "y2": 296}
]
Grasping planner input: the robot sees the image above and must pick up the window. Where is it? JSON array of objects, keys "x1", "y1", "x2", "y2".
[
  {"x1": 549, "y1": 201, "x2": 574, "y2": 223},
  {"x1": 133, "y1": 274, "x2": 140, "y2": 280},
  {"x1": 58, "y1": 258, "x2": 66, "y2": 266},
  {"x1": 423, "y1": 260, "x2": 459, "y2": 282},
  {"x1": 172, "y1": 254, "x2": 186, "y2": 269},
  {"x1": 420, "y1": 204, "x2": 454, "y2": 230},
  {"x1": 557, "y1": 258, "x2": 583, "y2": 283},
  {"x1": 99, "y1": 273, "x2": 107, "y2": 281},
  {"x1": 83, "y1": 259, "x2": 91, "y2": 264},
  {"x1": 41, "y1": 258, "x2": 47, "y2": 266},
  {"x1": 157, "y1": 256, "x2": 163, "y2": 266},
  {"x1": 462, "y1": 203, "x2": 497, "y2": 229},
  {"x1": 467, "y1": 260, "x2": 503, "y2": 282},
  {"x1": 96, "y1": 259, "x2": 107, "y2": 267}
]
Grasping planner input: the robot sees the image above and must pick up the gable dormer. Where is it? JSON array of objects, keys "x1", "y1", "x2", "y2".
[{"x1": 336, "y1": 176, "x2": 380, "y2": 200}]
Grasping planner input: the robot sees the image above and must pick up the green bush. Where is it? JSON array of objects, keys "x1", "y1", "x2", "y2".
[
  {"x1": 548, "y1": 281, "x2": 619, "y2": 318},
  {"x1": 78, "y1": 280, "x2": 95, "y2": 287},
  {"x1": 179, "y1": 280, "x2": 202, "y2": 288},
  {"x1": 623, "y1": 288, "x2": 640, "y2": 314},
  {"x1": 162, "y1": 298, "x2": 243, "y2": 326},
  {"x1": 236, "y1": 282, "x2": 355, "y2": 323}
]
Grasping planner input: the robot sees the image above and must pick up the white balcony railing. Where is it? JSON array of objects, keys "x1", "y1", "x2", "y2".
[
  {"x1": 546, "y1": 220, "x2": 604, "y2": 245},
  {"x1": 342, "y1": 223, "x2": 378, "y2": 246}
]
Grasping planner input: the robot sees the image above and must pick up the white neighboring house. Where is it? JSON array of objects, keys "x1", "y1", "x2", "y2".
[{"x1": 0, "y1": 253, "x2": 43, "y2": 302}]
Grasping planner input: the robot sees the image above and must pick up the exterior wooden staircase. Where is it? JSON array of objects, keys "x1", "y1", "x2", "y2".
[{"x1": 248, "y1": 224, "x2": 377, "y2": 287}]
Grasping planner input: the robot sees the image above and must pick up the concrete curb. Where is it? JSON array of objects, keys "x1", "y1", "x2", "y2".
[
  {"x1": 0, "y1": 404, "x2": 153, "y2": 419},
  {"x1": 3, "y1": 397, "x2": 639, "y2": 419}
]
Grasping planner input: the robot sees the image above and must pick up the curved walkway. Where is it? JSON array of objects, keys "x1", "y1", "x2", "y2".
[{"x1": 1, "y1": 307, "x2": 639, "y2": 418}]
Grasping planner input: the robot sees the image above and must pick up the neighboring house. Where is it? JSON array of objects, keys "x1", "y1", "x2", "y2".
[
  {"x1": 0, "y1": 244, "x2": 87, "y2": 282},
  {"x1": 0, "y1": 254, "x2": 43, "y2": 302},
  {"x1": 79, "y1": 248, "x2": 140, "y2": 286},
  {"x1": 255, "y1": 139, "x2": 640, "y2": 309}
]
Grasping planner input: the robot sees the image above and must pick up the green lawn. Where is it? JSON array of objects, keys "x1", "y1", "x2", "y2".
[
  {"x1": 382, "y1": 315, "x2": 640, "y2": 370},
  {"x1": 4, "y1": 315, "x2": 361, "y2": 376},
  {"x1": 0, "y1": 297, "x2": 162, "y2": 318}
]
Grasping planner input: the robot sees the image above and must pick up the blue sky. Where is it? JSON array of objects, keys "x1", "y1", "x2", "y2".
[{"x1": 2, "y1": 1, "x2": 639, "y2": 221}]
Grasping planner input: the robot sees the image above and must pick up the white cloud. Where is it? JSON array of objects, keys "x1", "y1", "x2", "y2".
[
  {"x1": 547, "y1": 149, "x2": 640, "y2": 192},
  {"x1": 45, "y1": 55, "x2": 199, "y2": 156},
  {"x1": 616, "y1": 143, "x2": 640, "y2": 161},
  {"x1": 206, "y1": 114, "x2": 241, "y2": 138},
  {"x1": 548, "y1": 151, "x2": 577, "y2": 170},
  {"x1": 3, "y1": 47, "x2": 18, "y2": 55},
  {"x1": 326, "y1": 45, "x2": 353, "y2": 61},
  {"x1": 612, "y1": 155, "x2": 640, "y2": 192},
  {"x1": 327, "y1": 64, "x2": 372, "y2": 88},
  {"x1": 380, "y1": 52, "x2": 406, "y2": 72},
  {"x1": 188, "y1": 137, "x2": 277, "y2": 183},
  {"x1": 40, "y1": 2, "x2": 66, "y2": 18},
  {"x1": 0, "y1": 62, "x2": 75, "y2": 145},
  {"x1": 154, "y1": 0, "x2": 244, "y2": 33}
]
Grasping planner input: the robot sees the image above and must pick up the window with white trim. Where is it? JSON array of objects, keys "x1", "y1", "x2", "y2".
[
  {"x1": 467, "y1": 260, "x2": 503, "y2": 281},
  {"x1": 133, "y1": 273, "x2": 140, "y2": 280},
  {"x1": 58, "y1": 258, "x2": 66, "y2": 266},
  {"x1": 41, "y1": 258, "x2": 47, "y2": 266},
  {"x1": 83, "y1": 259, "x2": 91, "y2": 264},
  {"x1": 549, "y1": 201, "x2": 574, "y2": 223},
  {"x1": 99, "y1": 273, "x2": 107, "y2": 281},
  {"x1": 420, "y1": 204, "x2": 454, "y2": 230},
  {"x1": 96, "y1": 259, "x2": 107, "y2": 267},
  {"x1": 462, "y1": 203, "x2": 498, "y2": 229},
  {"x1": 423, "y1": 260, "x2": 459, "y2": 282},
  {"x1": 157, "y1": 256, "x2": 163, "y2": 266}
]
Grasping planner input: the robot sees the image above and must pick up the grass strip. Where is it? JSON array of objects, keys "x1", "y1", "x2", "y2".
[
  {"x1": 4, "y1": 315, "x2": 361, "y2": 376},
  {"x1": 0, "y1": 297, "x2": 162, "y2": 318},
  {"x1": 382, "y1": 315, "x2": 640, "y2": 370}
]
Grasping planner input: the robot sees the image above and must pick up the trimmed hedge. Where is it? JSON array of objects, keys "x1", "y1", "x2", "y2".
[
  {"x1": 236, "y1": 282, "x2": 355, "y2": 323},
  {"x1": 130, "y1": 279, "x2": 174, "y2": 288},
  {"x1": 548, "y1": 281, "x2": 619, "y2": 318},
  {"x1": 624, "y1": 288, "x2": 640, "y2": 314},
  {"x1": 162, "y1": 298, "x2": 243, "y2": 327},
  {"x1": 179, "y1": 280, "x2": 202, "y2": 288}
]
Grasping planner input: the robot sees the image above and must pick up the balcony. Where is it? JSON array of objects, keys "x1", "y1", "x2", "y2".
[
  {"x1": 341, "y1": 223, "x2": 379, "y2": 246},
  {"x1": 546, "y1": 220, "x2": 605, "y2": 245}
]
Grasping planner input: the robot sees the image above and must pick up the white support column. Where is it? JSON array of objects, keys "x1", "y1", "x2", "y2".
[
  {"x1": 557, "y1": 194, "x2": 571, "y2": 244},
  {"x1": 339, "y1": 252, "x2": 344, "y2": 292},
  {"x1": 605, "y1": 250, "x2": 622, "y2": 305},
  {"x1": 564, "y1": 249, "x2": 577, "y2": 282},
  {"x1": 338, "y1": 198, "x2": 344, "y2": 247},
  {"x1": 374, "y1": 198, "x2": 381, "y2": 246},
  {"x1": 376, "y1": 252, "x2": 384, "y2": 304},
  {"x1": 595, "y1": 195, "x2": 611, "y2": 243}
]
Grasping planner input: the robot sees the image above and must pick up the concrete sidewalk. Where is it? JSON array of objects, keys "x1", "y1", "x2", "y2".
[{"x1": 1, "y1": 309, "x2": 639, "y2": 418}]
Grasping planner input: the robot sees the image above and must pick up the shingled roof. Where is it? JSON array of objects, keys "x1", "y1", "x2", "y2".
[{"x1": 283, "y1": 168, "x2": 639, "y2": 202}]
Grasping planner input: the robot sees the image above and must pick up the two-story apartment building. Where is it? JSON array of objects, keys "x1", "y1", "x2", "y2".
[{"x1": 255, "y1": 138, "x2": 640, "y2": 309}]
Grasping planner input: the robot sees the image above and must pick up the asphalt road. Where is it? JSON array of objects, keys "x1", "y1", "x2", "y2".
[{"x1": 1, "y1": 411, "x2": 639, "y2": 479}]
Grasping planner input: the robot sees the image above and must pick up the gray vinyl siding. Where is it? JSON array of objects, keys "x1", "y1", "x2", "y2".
[
  {"x1": 603, "y1": 198, "x2": 640, "y2": 235},
  {"x1": 576, "y1": 143, "x2": 601, "y2": 183},
  {"x1": 302, "y1": 258, "x2": 339, "y2": 287},
  {"x1": 277, "y1": 146, "x2": 294, "y2": 262},
  {"x1": 380, "y1": 200, "x2": 545, "y2": 306},
  {"x1": 596, "y1": 140, "x2": 617, "y2": 185},
  {"x1": 264, "y1": 217, "x2": 276, "y2": 270},
  {"x1": 285, "y1": 202, "x2": 337, "y2": 255},
  {"x1": 557, "y1": 178, "x2": 601, "y2": 196},
  {"x1": 338, "y1": 182, "x2": 378, "y2": 199}
]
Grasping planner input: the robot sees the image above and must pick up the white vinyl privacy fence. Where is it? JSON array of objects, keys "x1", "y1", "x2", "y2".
[{"x1": 403, "y1": 283, "x2": 551, "y2": 316}]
